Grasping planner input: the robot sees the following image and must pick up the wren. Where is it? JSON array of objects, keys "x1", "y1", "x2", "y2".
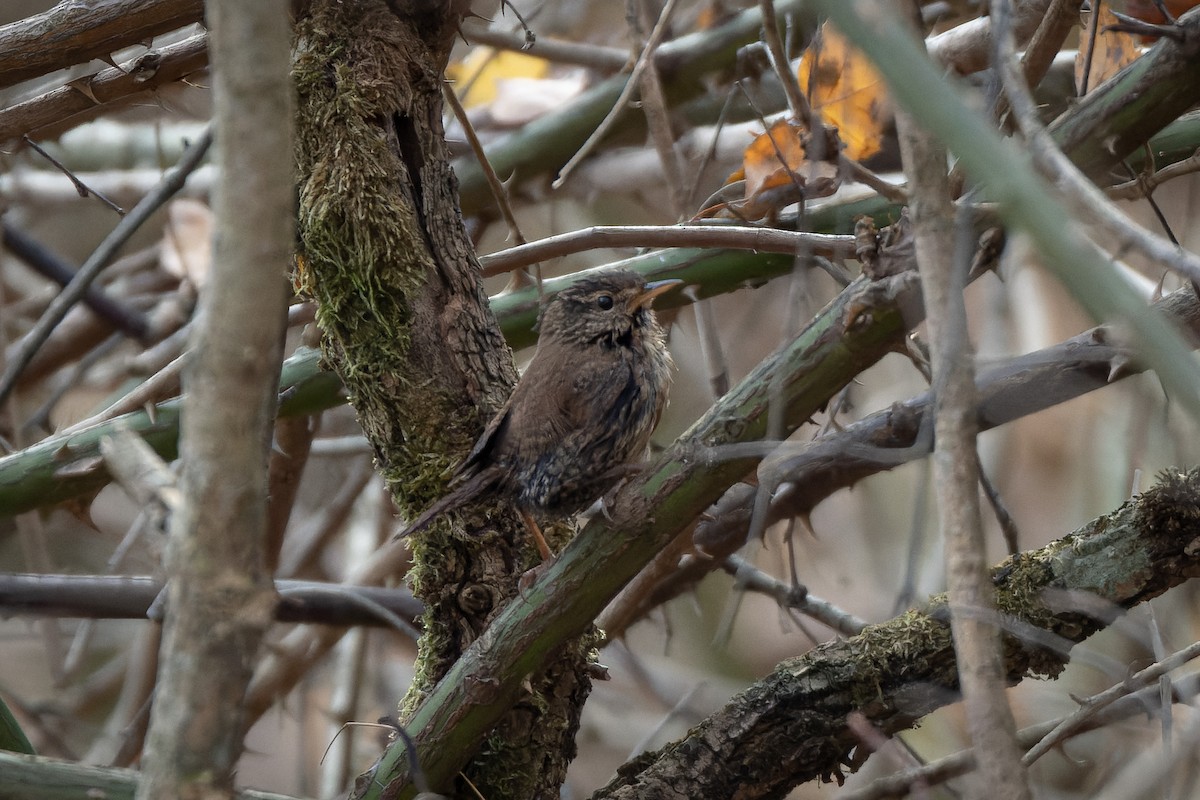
[{"x1": 398, "y1": 268, "x2": 680, "y2": 558}]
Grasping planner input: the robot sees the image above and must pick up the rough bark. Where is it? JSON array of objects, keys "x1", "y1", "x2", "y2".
[{"x1": 291, "y1": 2, "x2": 593, "y2": 796}]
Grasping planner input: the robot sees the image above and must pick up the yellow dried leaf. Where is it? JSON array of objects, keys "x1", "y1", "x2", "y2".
[
  {"x1": 446, "y1": 47, "x2": 550, "y2": 109},
  {"x1": 797, "y1": 22, "x2": 888, "y2": 162},
  {"x1": 1075, "y1": 3, "x2": 1142, "y2": 95}
]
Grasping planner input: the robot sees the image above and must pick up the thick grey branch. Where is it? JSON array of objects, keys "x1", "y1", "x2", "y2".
[
  {"x1": 0, "y1": 0, "x2": 203, "y2": 91},
  {"x1": 594, "y1": 470, "x2": 1200, "y2": 799}
]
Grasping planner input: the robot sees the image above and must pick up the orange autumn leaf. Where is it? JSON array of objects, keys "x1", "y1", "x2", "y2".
[
  {"x1": 1076, "y1": 3, "x2": 1142, "y2": 94},
  {"x1": 741, "y1": 119, "x2": 808, "y2": 199},
  {"x1": 705, "y1": 120, "x2": 839, "y2": 222},
  {"x1": 797, "y1": 22, "x2": 888, "y2": 162}
]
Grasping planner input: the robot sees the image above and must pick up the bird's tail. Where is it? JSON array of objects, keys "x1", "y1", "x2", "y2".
[{"x1": 392, "y1": 481, "x2": 480, "y2": 541}]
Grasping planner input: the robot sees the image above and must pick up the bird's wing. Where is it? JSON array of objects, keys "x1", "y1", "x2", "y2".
[
  {"x1": 561, "y1": 358, "x2": 640, "y2": 439},
  {"x1": 489, "y1": 349, "x2": 596, "y2": 462},
  {"x1": 458, "y1": 396, "x2": 514, "y2": 476}
]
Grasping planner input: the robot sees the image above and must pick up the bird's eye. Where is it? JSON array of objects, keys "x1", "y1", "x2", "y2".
[{"x1": 596, "y1": 294, "x2": 614, "y2": 310}]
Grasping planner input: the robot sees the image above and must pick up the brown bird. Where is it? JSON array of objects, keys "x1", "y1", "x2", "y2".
[{"x1": 398, "y1": 268, "x2": 680, "y2": 558}]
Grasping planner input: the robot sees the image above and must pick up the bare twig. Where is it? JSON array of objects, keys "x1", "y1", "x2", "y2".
[
  {"x1": 0, "y1": 126, "x2": 212, "y2": 408},
  {"x1": 479, "y1": 224, "x2": 856, "y2": 275},
  {"x1": 684, "y1": 285, "x2": 730, "y2": 399},
  {"x1": 278, "y1": 459, "x2": 378, "y2": 578},
  {"x1": 1020, "y1": 0, "x2": 1084, "y2": 90},
  {"x1": 639, "y1": 57, "x2": 687, "y2": 218},
  {"x1": 60, "y1": 351, "x2": 190, "y2": 436},
  {"x1": 1108, "y1": 147, "x2": 1200, "y2": 199},
  {"x1": 1024, "y1": 638, "x2": 1200, "y2": 765},
  {"x1": 20, "y1": 137, "x2": 125, "y2": 215},
  {"x1": 0, "y1": 573, "x2": 424, "y2": 629},
  {"x1": 758, "y1": 0, "x2": 812, "y2": 122},
  {"x1": 995, "y1": 0, "x2": 1083, "y2": 130},
  {"x1": 925, "y1": 0, "x2": 1056, "y2": 75},
  {"x1": 136, "y1": 0, "x2": 290, "y2": 793},
  {"x1": 842, "y1": 677, "x2": 1200, "y2": 800},
  {"x1": 976, "y1": 455, "x2": 1021, "y2": 555},
  {"x1": 684, "y1": 83, "x2": 739, "y2": 211},
  {"x1": 0, "y1": 221, "x2": 150, "y2": 340},
  {"x1": 441, "y1": 82, "x2": 527, "y2": 249},
  {"x1": 265, "y1": 415, "x2": 316, "y2": 573},
  {"x1": 901, "y1": 2, "x2": 1030, "y2": 793},
  {"x1": 99, "y1": 426, "x2": 182, "y2": 512},
  {"x1": 461, "y1": 27, "x2": 628, "y2": 70},
  {"x1": 722, "y1": 554, "x2": 867, "y2": 636},
  {"x1": 21, "y1": 332, "x2": 124, "y2": 434}
]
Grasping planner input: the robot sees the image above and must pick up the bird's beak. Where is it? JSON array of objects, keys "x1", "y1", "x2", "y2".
[{"x1": 631, "y1": 278, "x2": 683, "y2": 310}]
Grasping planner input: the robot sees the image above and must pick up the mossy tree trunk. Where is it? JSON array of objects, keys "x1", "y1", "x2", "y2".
[{"x1": 292, "y1": 2, "x2": 593, "y2": 797}]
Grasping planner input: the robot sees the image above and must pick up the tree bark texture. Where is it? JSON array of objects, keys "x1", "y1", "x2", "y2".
[
  {"x1": 136, "y1": 1, "x2": 292, "y2": 798},
  {"x1": 0, "y1": 0, "x2": 204, "y2": 91},
  {"x1": 0, "y1": 33, "x2": 209, "y2": 144},
  {"x1": 291, "y1": 2, "x2": 593, "y2": 796}
]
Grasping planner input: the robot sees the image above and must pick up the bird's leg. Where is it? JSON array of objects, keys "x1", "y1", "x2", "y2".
[{"x1": 519, "y1": 508, "x2": 553, "y2": 561}]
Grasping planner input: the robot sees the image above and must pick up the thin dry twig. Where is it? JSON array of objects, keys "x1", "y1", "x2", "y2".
[
  {"x1": 1020, "y1": 0, "x2": 1084, "y2": 88},
  {"x1": 757, "y1": 0, "x2": 813, "y2": 122},
  {"x1": 1023, "y1": 638, "x2": 1200, "y2": 765},
  {"x1": 842, "y1": 677, "x2": 1199, "y2": 800},
  {"x1": 639, "y1": 57, "x2": 687, "y2": 218},
  {"x1": 990, "y1": 0, "x2": 1084, "y2": 133},
  {"x1": 98, "y1": 426, "x2": 182, "y2": 512},
  {"x1": 461, "y1": 26, "x2": 628, "y2": 70},
  {"x1": 21, "y1": 332, "x2": 124, "y2": 434},
  {"x1": 1108, "y1": 147, "x2": 1200, "y2": 199},
  {"x1": 901, "y1": 3, "x2": 1029, "y2": 792},
  {"x1": 277, "y1": 459, "x2": 378, "y2": 578},
  {"x1": 479, "y1": 224, "x2": 856, "y2": 275},
  {"x1": 553, "y1": 0, "x2": 682, "y2": 188},
  {"x1": 722, "y1": 554, "x2": 867, "y2": 636},
  {"x1": 684, "y1": 284, "x2": 730, "y2": 399},
  {"x1": 61, "y1": 351, "x2": 189, "y2": 436},
  {"x1": 442, "y1": 82, "x2": 527, "y2": 249},
  {"x1": 1, "y1": 221, "x2": 150, "y2": 340},
  {"x1": 0, "y1": 126, "x2": 213, "y2": 408},
  {"x1": 20, "y1": 136, "x2": 125, "y2": 215}
]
